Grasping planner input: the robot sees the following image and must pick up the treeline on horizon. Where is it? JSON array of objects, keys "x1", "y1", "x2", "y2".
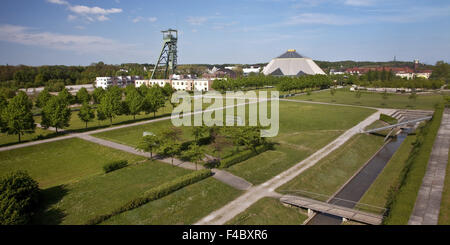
[{"x1": 0, "y1": 60, "x2": 448, "y2": 93}]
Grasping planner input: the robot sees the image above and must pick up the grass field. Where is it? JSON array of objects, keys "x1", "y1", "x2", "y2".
[
  {"x1": 291, "y1": 89, "x2": 444, "y2": 110},
  {"x1": 226, "y1": 197, "x2": 308, "y2": 225},
  {"x1": 384, "y1": 107, "x2": 443, "y2": 225},
  {"x1": 358, "y1": 133, "x2": 417, "y2": 214},
  {"x1": 33, "y1": 161, "x2": 191, "y2": 225},
  {"x1": 0, "y1": 138, "x2": 145, "y2": 188},
  {"x1": 0, "y1": 127, "x2": 55, "y2": 147},
  {"x1": 100, "y1": 178, "x2": 242, "y2": 225},
  {"x1": 94, "y1": 100, "x2": 375, "y2": 184},
  {"x1": 439, "y1": 145, "x2": 450, "y2": 225},
  {"x1": 277, "y1": 131, "x2": 386, "y2": 201}
]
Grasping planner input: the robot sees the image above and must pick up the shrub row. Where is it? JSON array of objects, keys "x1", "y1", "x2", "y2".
[
  {"x1": 219, "y1": 144, "x2": 271, "y2": 168},
  {"x1": 86, "y1": 169, "x2": 212, "y2": 225},
  {"x1": 380, "y1": 113, "x2": 398, "y2": 125},
  {"x1": 103, "y1": 160, "x2": 128, "y2": 173},
  {"x1": 383, "y1": 105, "x2": 443, "y2": 224}
]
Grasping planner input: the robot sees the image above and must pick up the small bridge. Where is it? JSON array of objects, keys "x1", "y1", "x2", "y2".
[
  {"x1": 280, "y1": 195, "x2": 384, "y2": 225},
  {"x1": 362, "y1": 116, "x2": 432, "y2": 134}
]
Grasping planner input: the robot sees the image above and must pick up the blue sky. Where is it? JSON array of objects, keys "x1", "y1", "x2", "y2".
[{"x1": 0, "y1": 0, "x2": 449, "y2": 66}]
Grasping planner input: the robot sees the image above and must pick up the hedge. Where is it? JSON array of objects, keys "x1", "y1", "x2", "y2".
[
  {"x1": 103, "y1": 160, "x2": 128, "y2": 173},
  {"x1": 380, "y1": 113, "x2": 398, "y2": 125},
  {"x1": 219, "y1": 144, "x2": 271, "y2": 168},
  {"x1": 86, "y1": 169, "x2": 212, "y2": 225}
]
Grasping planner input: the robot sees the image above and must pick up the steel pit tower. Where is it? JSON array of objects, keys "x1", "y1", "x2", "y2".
[{"x1": 151, "y1": 29, "x2": 178, "y2": 79}]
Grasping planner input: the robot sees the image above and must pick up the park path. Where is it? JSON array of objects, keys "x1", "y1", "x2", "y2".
[
  {"x1": 195, "y1": 108, "x2": 393, "y2": 224},
  {"x1": 0, "y1": 98, "x2": 268, "y2": 153},
  {"x1": 408, "y1": 108, "x2": 450, "y2": 225},
  {"x1": 77, "y1": 134, "x2": 252, "y2": 190}
]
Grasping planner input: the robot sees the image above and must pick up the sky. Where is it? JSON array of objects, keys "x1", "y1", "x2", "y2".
[{"x1": 0, "y1": 0, "x2": 449, "y2": 66}]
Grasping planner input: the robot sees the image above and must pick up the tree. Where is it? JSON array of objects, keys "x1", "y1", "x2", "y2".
[
  {"x1": 58, "y1": 88, "x2": 74, "y2": 105},
  {"x1": 191, "y1": 125, "x2": 209, "y2": 143},
  {"x1": 125, "y1": 86, "x2": 144, "y2": 120},
  {"x1": 381, "y1": 90, "x2": 389, "y2": 105},
  {"x1": 92, "y1": 87, "x2": 105, "y2": 104},
  {"x1": 409, "y1": 92, "x2": 417, "y2": 107},
  {"x1": 239, "y1": 127, "x2": 265, "y2": 153},
  {"x1": 1, "y1": 91, "x2": 35, "y2": 142},
  {"x1": 78, "y1": 102, "x2": 95, "y2": 128},
  {"x1": 0, "y1": 96, "x2": 7, "y2": 131},
  {"x1": 182, "y1": 143, "x2": 205, "y2": 170},
  {"x1": 41, "y1": 96, "x2": 71, "y2": 133},
  {"x1": 211, "y1": 134, "x2": 231, "y2": 160},
  {"x1": 76, "y1": 87, "x2": 91, "y2": 104},
  {"x1": 355, "y1": 90, "x2": 362, "y2": 101},
  {"x1": 143, "y1": 85, "x2": 166, "y2": 117},
  {"x1": 35, "y1": 88, "x2": 52, "y2": 108},
  {"x1": 97, "y1": 87, "x2": 122, "y2": 125},
  {"x1": 136, "y1": 134, "x2": 160, "y2": 160},
  {"x1": 0, "y1": 171, "x2": 40, "y2": 225},
  {"x1": 156, "y1": 139, "x2": 180, "y2": 167}
]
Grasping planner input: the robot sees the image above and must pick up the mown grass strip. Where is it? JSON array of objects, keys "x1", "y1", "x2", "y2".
[
  {"x1": 383, "y1": 106, "x2": 444, "y2": 225},
  {"x1": 85, "y1": 169, "x2": 212, "y2": 225}
]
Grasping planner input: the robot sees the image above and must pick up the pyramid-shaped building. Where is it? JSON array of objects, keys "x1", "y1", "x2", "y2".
[{"x1": 262, "y1": 50, "x2": 325, "y2": 76}]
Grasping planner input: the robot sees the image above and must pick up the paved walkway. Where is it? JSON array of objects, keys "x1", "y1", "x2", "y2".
[
  {"x1": 408, "y1": 108, "x2": 450, "y2": 225},
  {"x1": 195, "y1": 109, "x2": 389, "y2": 225},
  {"x1": 77, "y1": 134, "x2": 252, "y2": 190}
]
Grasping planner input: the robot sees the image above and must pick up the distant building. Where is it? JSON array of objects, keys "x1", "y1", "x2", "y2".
[
  {"x1": 262, "y1": 49, "x2": 326, "y2": 76},
  {"x1": 329, "y1": 69, "x2": 345, "y2": 75},
  {"x1": 95, "y1": 76, "x2": 142, "y2": 89},
  {"x1": 202, "y1": 68, "x2": 236, "y2": 79},
  {"x1": 135, "y1": 79, "x2": 212, "y2": 92},
  {"x1": 243, "y1": 66, "x2": 260, "y2": 76},
  {"x1": 345, "y1": 65, "x2": 432, "y2": 80}
]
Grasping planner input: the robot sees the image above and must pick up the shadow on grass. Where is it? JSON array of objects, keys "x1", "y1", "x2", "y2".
[
  {"x1": 0, "y1": 131, "x2": 64, "y2": 148},
  {"x1": 31, "y1": 185, "x2": 68, "y2": 225}
]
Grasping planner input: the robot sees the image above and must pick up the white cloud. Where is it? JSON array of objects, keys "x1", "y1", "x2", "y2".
[
  {"x1": 186, "y1": 16, "x2": 208, "y2": 25},
  {"x1": 132, "y1": 16, "x2": 157, "y2": 23},
  {"x1": 287, "y1": 13, "x2": 361, "y2": 25},
  {"x1": 67, "y1": 14, "x2": 77, "y2": 21},
  {"x1": 0, "y1": 24, "x2": 132, "y2": 54},
  {"x1": 46, "y1": 0, "x2": 68, "y2": 5},
  {"x1": 343, "y1": 0, "x2": 374, "y2": 6},
  {"x1": 47, "y1": 0, "x2": 122, "y2": 22}
]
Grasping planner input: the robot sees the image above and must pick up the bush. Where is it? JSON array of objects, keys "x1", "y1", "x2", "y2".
[
  {"x1": 380, "y1": 113, "x2": 398, "y2": 125},
  {"x1": 0, "y1": 171, "x2": 40, "y2": 225},
  {"x1": 86, "y1": 169, "x2": 212, "y2": 225},
  {"x1": 219, "y1": 144, "x2": 271, "y2": 168},
  {"x1": 103, "y1": 160, "x2": 128, "y2": 173}
]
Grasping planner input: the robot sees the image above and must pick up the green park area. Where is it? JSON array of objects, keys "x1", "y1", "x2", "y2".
[
  {"x1": 277, "y1": 125, "x2": 386, "y2": 201},
  {"x1": 291, "y1": 88, "x2": 445, "y2": 110},
  {"x1": 93, "y1": 100, "x2": 375, "y2": 184},
  {"x1": 226, "y1": 197, "x2": 308, "y2": 225},
  {"x1": 0, "y1": 137, "x2": 145, "y2": 189},
  {"x1": 100, "y1": 178, "x2": 242, "y2": 225}
]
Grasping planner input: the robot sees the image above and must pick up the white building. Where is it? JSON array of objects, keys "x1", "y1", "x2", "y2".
[
  {"x1": 262, "y1": 49, "x2": 326, "y2": 76},
  {"x1": 95, "y1": 76, "x2": 142, "y2": 89},
  {"x1": 135, "y1": 79, "x2": 212, "y2": 92},
  {"x1": 243, "y1": 66, "x2": 260, "y2": 76},
  {"x1": 95, "y1": 77, "x2": 114, "y2": 89}
]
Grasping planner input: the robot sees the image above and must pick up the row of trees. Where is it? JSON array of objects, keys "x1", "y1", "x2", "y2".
[
  {"x1": 211, "y1": 74, "x2": 333, "y2": 92},
  {"x1": 136, "y1": 125, "x2": 267, "y2": 170},
  {"x1": 0, "y1": 83, "x2": 176, "y2": 143},
  {"x1": 354, "y1": 78, "x2": 445, "y2": 89}
]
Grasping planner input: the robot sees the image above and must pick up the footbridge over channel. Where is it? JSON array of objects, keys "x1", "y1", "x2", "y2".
[
  {"x1": 362, "y1": 116, "x2": 432, "y2": 134},
  {"x1": 280, "y1": 195, "x2": 384, "y2": 225}
]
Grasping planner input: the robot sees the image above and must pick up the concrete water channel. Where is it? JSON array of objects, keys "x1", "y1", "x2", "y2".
[{"x1": 307, "y1": 129, "x2": 411, "y2": 225}]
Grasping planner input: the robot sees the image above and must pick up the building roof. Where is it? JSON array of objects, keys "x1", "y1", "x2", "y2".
[
  {"x1": 277, "y1": 49, "x2": 304, "y2": 59},
  {"x1": 262, "y1": 49, "x2": 325, "y2": 76}
]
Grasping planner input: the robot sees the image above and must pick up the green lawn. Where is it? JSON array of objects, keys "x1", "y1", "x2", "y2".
[
  {"x1": 358, "y1": 134, "x2": 417, "y2": 214},
  {"x1": 226, "y1": 197, "x2": 308, "y2": 225},
  {"x1": 291, "y1": 89, "x2": 444, "y2": 110},
  {"x1": 0, "y1": 127, "x2": 55, "y2": 147},
  {"x1": 226, "y1": 101, "x2": 375, "y2": 184},
  {"x1": 33, "y1": 161, "x2": 191, "y2": 225},
  {"x1": 100, "y1": 178, "x2": 242, "y2": 225},
  {"x1": 439, "y1": 144, "x2": 450, "y2": 225},
  {"x1": 0, "y1": 138, "x2": 145, "y2": 188},
  {"x1": 277, "y1": 132, "x2": 386, "y2": 201}
]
